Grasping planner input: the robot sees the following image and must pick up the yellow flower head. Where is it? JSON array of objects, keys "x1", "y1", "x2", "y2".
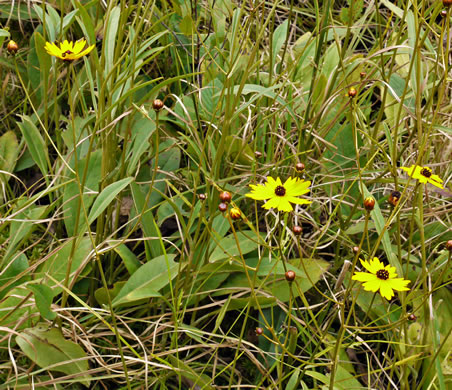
[
  {"x1": 401, "y1": 165, "x2": 443, "y2": 189},
  {"x1": 44, "y1": 39, "x2": 95, "y2": 62},
  {"x1": 352, "y1": 257, "x2": 410, "y2": 300},
  {"x1": 245, "y1": 177, "x2": 311, "y2": 212}
]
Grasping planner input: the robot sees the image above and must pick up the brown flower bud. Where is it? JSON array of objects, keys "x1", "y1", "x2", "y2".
[
  {"x1": 443, "y1": 0, "x2": 452, "y2": 7},
  {"x1": 352, "y1": 246, "x2": 360, "y2": 254},
  {"x1": 364, "y1": 196, "x2": 375, "y2": 211},
  {"x1": 218, "y1": 202, "x2": 228, "y2": 212},
  {"x1": 295, "y1": 162, "x2": 305, "y2": 172},
  {"x1": 229, "y1": 207, "x2": 241, "y2": 220},
  {"x1": 254, "y1": 151, "x2": 263, "y2": 158},
  {"x1": 446, "y1": 240, "x2": 452, "y2": 252},
  {"x1": 285, "y1": 270, "x2": 296, "y2": 282},
  {"x1": 348, "y1": 87, "x2": 357, "y2": 98},
  {"x1": 408, "y1": 313, "x2": 417, "y2": 321},
  {"x1": 360, "y1": 71, "x2": 366, "y2": 79},
  {"x1": 441, "y1": 9, "x2": 448, "y2": 17},
  {"x1": 255, "y1": 327, "x2": 264, "y2": 335},
  {"x1": 7, "y1": 40, "x2": 18, "y2": 54},
  {"x1": 219, "y1": 191, "x2": 232, "y2": 203},
  {"x1": 388, "y1": 190, "x2": 401, "y2": 207},
  {"x1": 292, "y1": 225, "x2": 303, "y2": 235},
  {"x1": 198, "y1": 193, "x2": 207, "y2": 200},
  {"x1": 152, "y1": 99, "x2": 164, "y2": 111}
]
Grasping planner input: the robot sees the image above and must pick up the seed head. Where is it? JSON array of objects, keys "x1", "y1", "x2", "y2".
[
  {"x1": 285, "y1": 270, "x2": 296, "y2": 282},
  {"x1": 446, "y1": 240, "x2": 452, "y2": 252},
  {"x1": 292, "y1": 225, "x2": 303, "y2": 236},
  {"x1": 152, "y1": 99, "x2": 164, "y2": 111},
  {"x1": 295, "y1": 162, "x2": 305, "y2": 172},
  {"x1": 219, "y1": 191, "x2": 232, "y2": 203},
  {"x1": 218, "y1": 202, "x2": 228, "y2": 212}
]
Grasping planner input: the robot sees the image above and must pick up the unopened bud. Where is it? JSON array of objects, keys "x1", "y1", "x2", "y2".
[
  {"x1": 7, "y1": 40, "x2": 18, "y2": 54},
  {"x1": 364, "y1": 196, "x2": 375, "y2": 211},
  {"x1": 152, "y1": 99, "x2": 164, "y2": 111}
]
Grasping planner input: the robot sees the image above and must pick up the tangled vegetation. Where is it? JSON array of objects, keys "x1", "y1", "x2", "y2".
[{"x1": 0, "y1": 0, "x2": 451, "y2": 388}]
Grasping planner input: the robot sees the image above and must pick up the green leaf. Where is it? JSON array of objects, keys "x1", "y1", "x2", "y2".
[
  {"x1": 209, "y1": 231, "x2": 260, "y2": 263},
  {"x1": 35, "y1": 237, "x2": 93, "y2": 294},
  {"x1": 0, "y1": 254, "x2": 29, "y2": 300},
  {"x1": 16, "y1": 325, "x2": 91, "y2": 386},
  {"x1": 104, "y1": 6, "x2": 121, "y2": 82},
  {"x1": 17, "y1": 115, "x2": 48, "y2": 176},
  {"x1": 87, "y1": 177, "x2": 134, "y2": 225},
  {"x1": 112, "y1": 254, "x2": 179, "y2": 307},
  {"x1": 63, "y1": 149, "x2": 102, "y2": 236},
  {"x1": 131, "y1": 182, "x2": 163, "y2": 259},
  {"x1": 0, "y1": 287, "x2": 38, "y2": 334},
  {"x1": 0, "y1": 131, "x2": 20, "y2": 198},
  {"x1": 2, "y1": 202, "x2": 48, "y2": 266},
  {"x1": 114, "y1": 244, "x2": 141, "y2": 275},
  {"x1": 94, "y1": 282, "x2": 126, "y2": 306},
  {"x1": 272, "y1": 20, "x2": 288, "y2": 66},
  {"x1": 26, "y1": 284, "x2": 56, "y2": 321}
]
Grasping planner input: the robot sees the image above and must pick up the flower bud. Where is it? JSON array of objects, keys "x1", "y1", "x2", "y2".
[
  {"x1": 7, "y1": 40, "x2": 18, "y2": 55},
  {"x1": 255, "y1": 327, "x2": 263, "y2": 335},
  {"x1": 229, "y1": 207, "x2": 241, "y2": 220},
  {"x1": 360, "y1": 71, "x2": 366, "y2": 79},
  {"x1": 364, "y1": 196, "x2": 375, "y2": 211},
  {"x1": 443, "y1": 0, "x2": 452, "y2": 7},
  {"x1": 446, "y1": 240, "x2": 452, "y2": 252},
  {"x1": 352, "y1": 246, "x2": 360, "y2": 254},
  {"x1": 254, "y1": 151, "x2": 263, "y2": 158},
  {"x1": 441, "y1": 9, "x2": 448, "y2": 17},
  {"x1": 219, "y1": 191, "x2": 232, "y2": 203},
  {"x1": 408, "y1": 313, "x2": 417, "y2": 321},
  {"x1": 388, "y1": 190, "x2": 401, "y2": 207},
  {"x1": 218, "y1": 202, "x2": 228, "y2": 212},
  {"x1": 152, "y1": 99, "x2": 164, "y2": 111},
  {"x1": 348, "y1": 87, "x2": 357, "y2": 98},
  {"x1": 295, "y1": 162, "x2": 305, "y2": 172},
  {"x1": 292, "y1": 225, "x2": 303, "y2": 235},
  {"x1": 198, "y1": 193, "x2": 207, "y2": 200},
  {"x1": 285, "y1": 270, "x2": 296, "y2": 282}
]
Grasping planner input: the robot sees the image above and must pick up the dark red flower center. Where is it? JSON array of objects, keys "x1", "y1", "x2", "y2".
[
  {"x1": 376, "y1": 269, "x2": 389, "y2": 280},
  {"x1": 62, "y1": 50, "x2": 73, "y2": 57},
  {"x1": 274, "y1": 185, "x2": 286, "y2": 196},
  {"x1": 420, "y1": 168, "x2": 432, "y2": 178}
]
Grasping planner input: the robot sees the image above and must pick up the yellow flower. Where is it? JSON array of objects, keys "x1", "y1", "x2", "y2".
[
  {"x1": 352, "y1": 257, "x2": 410, "y2": 300},
  {"x1": 44, "y1": 39, "x2": 95, "y2": 61},
  {"x1": 401, "y1": 165, "x2": 444, "y2": 189},
  {"x1": 245, "y1": 177, "x2": 311, "y2": 212}
]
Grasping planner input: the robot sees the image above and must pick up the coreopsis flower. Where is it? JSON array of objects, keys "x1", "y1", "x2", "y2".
[
  {"x1": 44, "y1": 39, "x2": 94, "y2": 62},
  {"x1": 245, "y1": 177, "x2": 311, "y2": 212},
  {"x1": 400, "y1": 165, "x2": 444, "y2": 188},
  {"x1": 352, "y1": 257, "x2": 410, "y2": 300}
]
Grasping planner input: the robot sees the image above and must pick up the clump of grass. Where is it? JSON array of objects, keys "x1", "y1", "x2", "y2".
[{"x1": 0, "y1": 0, "x2": 451, "y2": 389}]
